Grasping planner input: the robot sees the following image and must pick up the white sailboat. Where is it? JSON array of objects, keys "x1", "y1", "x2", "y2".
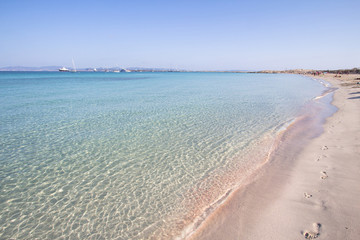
[
  {"x1": 59, "y1": 59, "x2": 77, "y2": 72},
  {"x1": 70, "y1": 58, "x2": 77, "y2": 73}
]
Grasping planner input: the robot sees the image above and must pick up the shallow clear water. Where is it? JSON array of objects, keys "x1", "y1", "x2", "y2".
[{"x1": 0, "y1": 72, "x2": 325, "y2": 239}]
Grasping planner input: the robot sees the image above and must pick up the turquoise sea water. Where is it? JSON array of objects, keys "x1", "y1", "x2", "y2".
[{"x1": 0, "y1": 72, "x2": 326, "y2": 239}]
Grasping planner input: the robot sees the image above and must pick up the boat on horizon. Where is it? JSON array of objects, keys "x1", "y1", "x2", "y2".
[
  {"x1": 59, "y1": 59, "x2": 77, "y2": 72},
  {"x1": 59, "y1": 67, "x2": 70, "y2": 72},
  {"x1": 70, "y1": 59, "x2": 77, "y2": 73}
]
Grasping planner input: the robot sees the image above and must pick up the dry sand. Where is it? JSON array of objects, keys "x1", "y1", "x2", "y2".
[{"x1": 189, "y1": 74, "x2": 360, "y2": 240}]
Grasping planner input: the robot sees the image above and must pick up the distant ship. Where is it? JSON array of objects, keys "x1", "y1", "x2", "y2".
[
  {"x1": 59, "y1": 67, "x2": 69, "y2": 72},
  {"x1": 59, "y1": 59, "x2": 77, "y2": 72}
]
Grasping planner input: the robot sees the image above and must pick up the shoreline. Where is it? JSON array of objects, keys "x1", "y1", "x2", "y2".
[{"x1": 188, "y1": 74, "x2": 360, "y2": 239}]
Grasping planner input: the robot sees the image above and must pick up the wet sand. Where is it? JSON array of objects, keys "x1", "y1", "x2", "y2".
[{"x1": 189, "y1": 74, "x2": 360, "y2": 240}]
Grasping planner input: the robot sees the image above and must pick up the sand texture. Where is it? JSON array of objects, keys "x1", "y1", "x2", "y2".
[{"x1": 190, "y1": 74, "x2": 360, "y2": 240}]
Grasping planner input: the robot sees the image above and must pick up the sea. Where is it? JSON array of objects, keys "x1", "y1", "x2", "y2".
[{"x1": 0, "y1": 72, "x2": 331, "y2": 239}]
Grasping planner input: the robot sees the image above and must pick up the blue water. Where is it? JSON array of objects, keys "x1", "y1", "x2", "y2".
[{"x1": 0, "y1": 72, "x2": 325, "y2": 239}]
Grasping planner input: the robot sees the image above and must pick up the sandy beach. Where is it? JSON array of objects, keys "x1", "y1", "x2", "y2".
[{"x1": 190, "y1": 74, "x2": 360, "y2": 240}]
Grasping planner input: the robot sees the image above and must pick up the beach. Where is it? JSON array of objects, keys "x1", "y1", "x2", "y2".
[
  {"x1": 1, "y1": 72, "x2": 329, "y2": 239},
  {"x1": 190, "y1": 74, "x2": 360, "y2": 240},
  {"x1": 1, "y1": 72, "x2": 358, "y2": 239}
]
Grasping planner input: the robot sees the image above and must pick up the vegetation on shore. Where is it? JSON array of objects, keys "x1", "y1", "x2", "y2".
[{"x1": 256, "y1": 68, "x2": 360, "y2": 74}]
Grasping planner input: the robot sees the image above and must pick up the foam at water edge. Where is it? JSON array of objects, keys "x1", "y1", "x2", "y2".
[
  {"x1": 174, "y1": 119, "x2": 298, "y2": 240},
  {"x1": 176, "y1": 86, "x2": 336, "y2": 240}
]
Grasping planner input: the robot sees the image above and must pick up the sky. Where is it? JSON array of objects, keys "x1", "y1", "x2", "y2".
[{"x1": 0, "y1": 0, "x2": 359, "y2": 70}]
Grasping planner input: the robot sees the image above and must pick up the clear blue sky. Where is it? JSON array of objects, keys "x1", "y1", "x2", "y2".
[{"x1": 1, "y1": 0, "x2": 359, "y2": 70}]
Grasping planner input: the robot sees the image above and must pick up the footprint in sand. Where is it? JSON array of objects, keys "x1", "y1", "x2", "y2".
[
  {"x1": 302, "y1": 223, "x2": 321, "y2": 239},
  {"x1": 317, "y1": 155, "x2": 327, "y2": 161},
  {"x1": 320, "y1": 171, "x2": 328, "y2": 179},
  {"x1": 321, "y1": 146, "x2": 328, "y2": 150},
  {"x1": 304, "y1": 193, "x2": 312, "y2": 198}
]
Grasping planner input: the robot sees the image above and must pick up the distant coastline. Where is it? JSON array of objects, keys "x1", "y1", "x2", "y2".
[
  {"x1": 253, "y1": 68, "x2": 360, "y2": 74},
  {"x1": 0, "y1": 66, "x2": 359, "y2": 74}
]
